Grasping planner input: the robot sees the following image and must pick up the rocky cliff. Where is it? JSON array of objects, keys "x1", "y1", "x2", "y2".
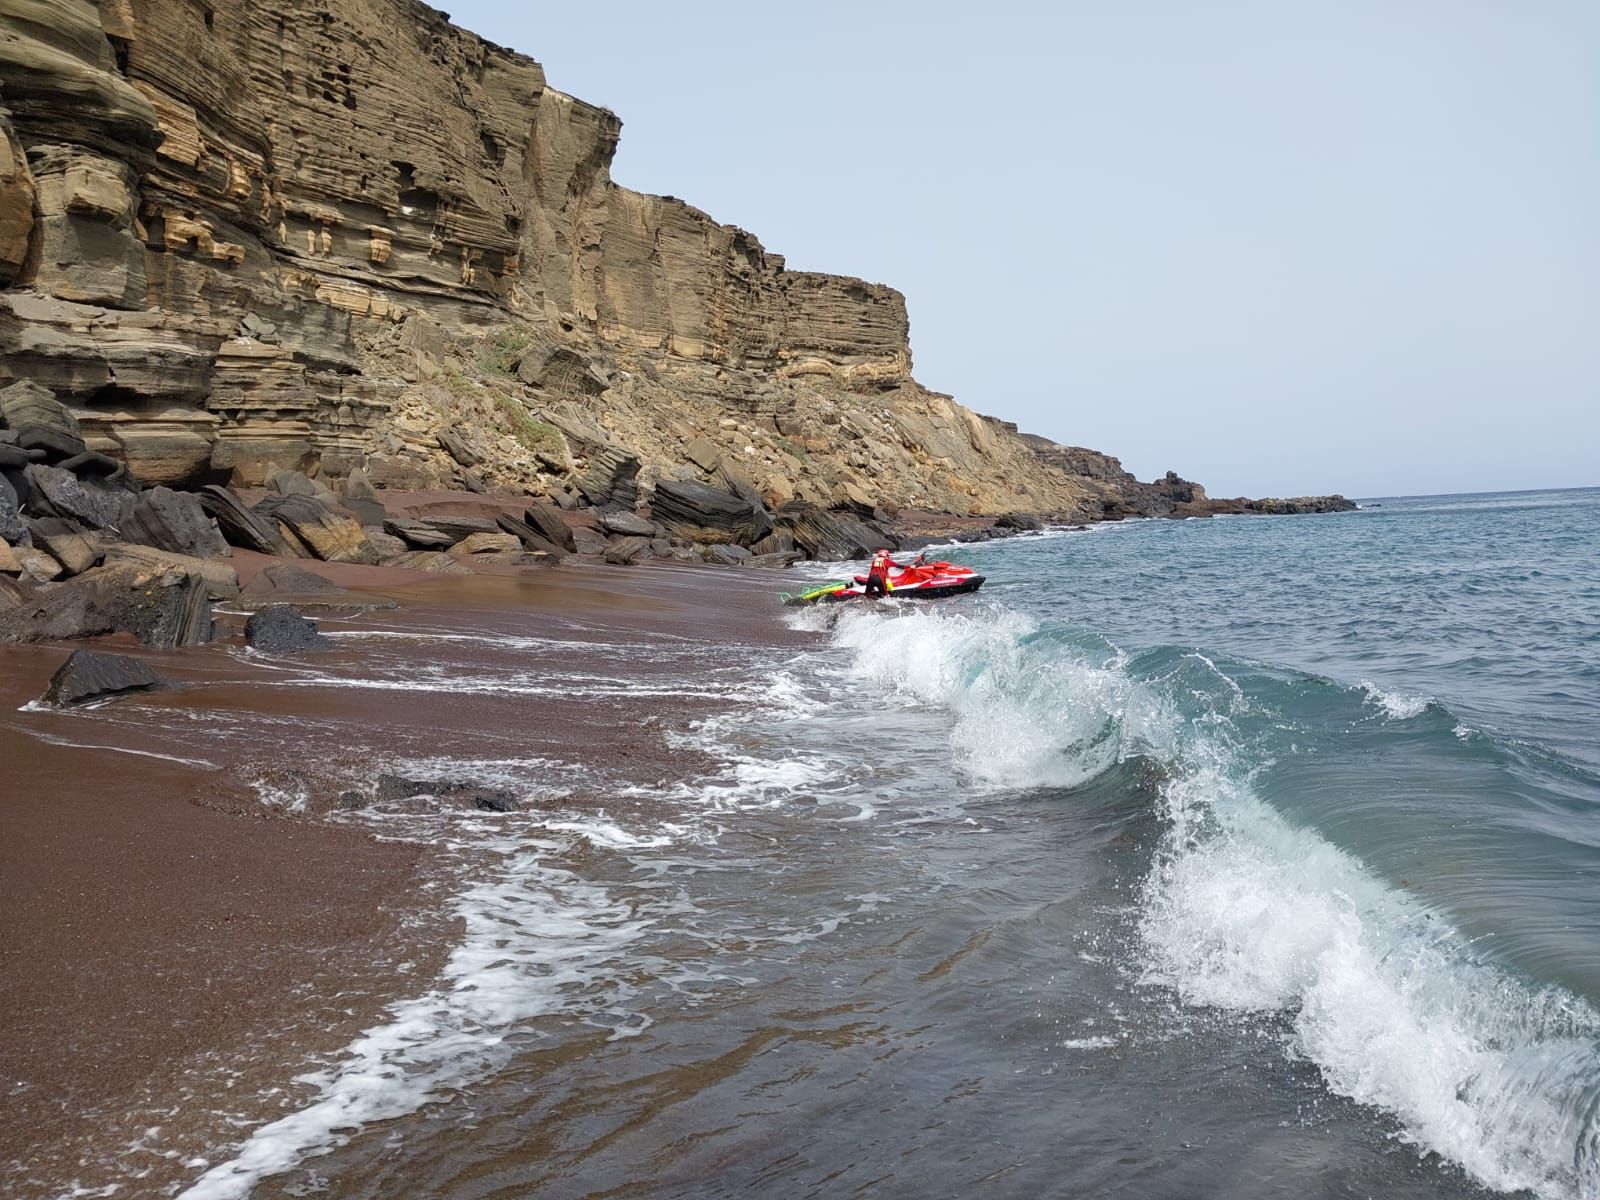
[{"x1": 0, "y1": 0, "x2": 1347, "y2": 523}]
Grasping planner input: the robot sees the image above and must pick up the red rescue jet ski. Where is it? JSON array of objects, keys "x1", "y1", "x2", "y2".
[{"x1": 782, "y1": 554, "x2": 985, "y2": 606}]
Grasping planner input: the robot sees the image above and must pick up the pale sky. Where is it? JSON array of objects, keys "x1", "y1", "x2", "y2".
[{"x1": 450, "y1": 1, "x2": 1599, "y2": 498}]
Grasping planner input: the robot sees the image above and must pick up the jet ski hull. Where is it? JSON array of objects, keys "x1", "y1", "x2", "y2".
[{"x1": 783, "y1": 572, "x2": 986, "y2": 606}]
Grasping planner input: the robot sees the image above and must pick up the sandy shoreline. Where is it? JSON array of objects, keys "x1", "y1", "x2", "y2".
[{"x1": 0, "y1": 555, "x2": 815, "y2": 1198}]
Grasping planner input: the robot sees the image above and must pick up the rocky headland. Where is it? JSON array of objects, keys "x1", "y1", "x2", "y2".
[{"x1": 0, "y1": 0, "x2": 1352, "y2": 616}]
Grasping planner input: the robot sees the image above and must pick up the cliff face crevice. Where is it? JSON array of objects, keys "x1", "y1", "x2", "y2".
[{"x1": 0, "y1": 0, "x2": 1335, "y2": 520}]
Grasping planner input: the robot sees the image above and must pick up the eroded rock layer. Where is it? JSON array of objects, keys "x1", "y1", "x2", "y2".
[{"x1": 0, "y1": 0, "x2": 1344, "y2": 520}]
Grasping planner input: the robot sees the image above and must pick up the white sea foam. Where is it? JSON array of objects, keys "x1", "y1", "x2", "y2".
[
  {"x1": 831, "y1": 606, "x2": 1164, "y2": 791},
  {"x1": 826, "y1": 602, "x2": 1600, "y2": 1199},
  {"x1": 178, "y1": 845, "x2": 671, "y2": 1200},
  {"x1": 1359, "y1": 679, "x2": 1431, "y2": 720}
]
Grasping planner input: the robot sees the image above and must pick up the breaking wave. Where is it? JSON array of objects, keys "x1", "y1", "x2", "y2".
[{"x1": 823, "y1": 603, "x2": 1600, "y2": 1199}]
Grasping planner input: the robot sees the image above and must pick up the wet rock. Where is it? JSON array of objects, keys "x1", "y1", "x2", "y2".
[
  {"x1": 599, "y1": 510, "x2": 657, "y2": 538},
  {"x1": 382, "y1": 550, "x2": 472, "y2": 574},
  {"x1": 748, "y1": 530, "x2": 796, "y2": 556},
  {"x1": 244, "y1": 604, "x2": 332, "y2": 653},
  {"x1": 603, "y1": 535, "x2": 652, "y2": 565},
  {"x1": 122, "y1": 487, "x2": 231, "y2": 559},
  {"x1": 102, "y1": 544, "x2": 240, "y2": 600},
  {"x1": 651, "y1": 479, "x2": 772, "y2": 546},
  {"x1": 198, "y1": 485, "x2": 298, "y2": 556},
  {"x1": 40, "y1": 649, "x2": 169, "y2": 707},
  {"x1": 471, "y1": 793, "x2": 517, "y2": 813},
  {"x1": 748, "y1": 551, "x2": 804, "y2": 569},
  {"x1": 0, "y1": 562, "x2": 213, "y2": 647},
  {"x1": 519, "y1": 500, "x2": 577, "y2": 553},
  {"x1": 995, "y1": 512, "x2": 1043, "y2": 531},
  {"x1": 255, "y1": 494, "x2": 378, "y2": 565},
  {"x1": 337, "y1": 790, "x2": 368, "y2": 811},
  {"x1": 374, "y1": 774, "x2": 431, "y2": 802},
  {"x1": 239, "y1": 562, "x2": 394, "y2": 610},
  {"x1": 0, "y1": 380, "x2": 86, "y2": 462}
]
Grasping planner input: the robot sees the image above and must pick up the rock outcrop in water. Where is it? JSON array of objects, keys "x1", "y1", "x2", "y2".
[{"x1": 0, "y1": 0, "x2": 1349, "y2": 531}]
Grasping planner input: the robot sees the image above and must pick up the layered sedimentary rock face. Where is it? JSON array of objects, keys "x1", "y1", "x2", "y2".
[{"x1": 0, "y1": 0, "x2": 1104, "y2": 515}]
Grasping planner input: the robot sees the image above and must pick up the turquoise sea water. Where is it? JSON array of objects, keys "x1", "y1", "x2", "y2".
[{"x1": 834, "y1": 486, "x2": 1600, "y2": 1195}]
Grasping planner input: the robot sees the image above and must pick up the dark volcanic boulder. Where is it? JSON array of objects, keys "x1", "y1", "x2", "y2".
[
  {"x1": 199, "y1": 485, "x2": 297, "y2": 556},
  {"x1": 603, "y1": 535, "x2": 652, "y2": 565},
  {"x1": 520, "y1": 500, "x2": 576, "y2": 553},
  {"x1": 245, "y1": 604, "x2": 332, "y2": 653},
  {"x1": 23, "y1": 463, "x2": 134, "y2": 531},
  {"x1": 0, "y1": 562, "x2": 213, "y2": 648},
  {"x1": 776, "y1": 503, "x2": 894, "y2": 561},
  {"x1": 995, "y1": 512, "x2": 1043, "y2": 531},
  {"x1": 0, "y1": 381, "x2": 86, "y2": 462},
  {"x1": 495, "y1": 513, "x2": 567, "y2": 559},
  {"x1": 122, "y1": 487, "x2": 230, "y2": 559},
  {"x1": 40, "y1": 650, "x2": 169, "y2": 707},
  {"x1": 651, "y1": 480, "x2": 772, "y2": 546}
]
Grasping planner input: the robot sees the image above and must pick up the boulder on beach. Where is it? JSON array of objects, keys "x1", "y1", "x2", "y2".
[
  {"x1": 603, "y1": 535, "x2": 652, "y2": 565},
  {"x1": 382, "y1": 550, "x2": 472, "y2": 574},
  {"x1": 40, "y1": 649, "x2": 170, "y2": 707},
  {"x1": 776, "y1": 502, "x2": 895, "y2": 560},
  {"x1": 102, "y1": 544, "x2": 240, "y2": 600},
  {"x1": 244, "y1": 604, "x2": 332, "y2": 653},
  {"x1": 449, "y1": 531, "x2": 522, "y2": 557},
  {"x1": 24, "y1": 463, "x2": 134, "y2": 531},
  {"x1": 239, "y1": 562, "x2": 394, "y2": 610},
  {"x1": 651, "y1": 479, "x2": 772, "y2": 547},
  {"x1": 599, "y1": 510, "x2": 657, "y2": 538},
  {"x1": 256, "y1": 493, "x2": 378, "y2": 565},
  {"x1": 383, "y1": 517, "x2": 458, "y2": 550},
  {"x1": 0, "y1": 562, "x2": 213, "y2": 648},
  {"x1": 519, "y1": 500, "x2": 576, "y2": 552},
  {"x1": 198, "y1": 485, "x2": 297, "y2": 556},
  {"x1": 495, "y1": 513, "x2": 568, "y2": 559},
  {"x1": 122, "y1": 487, "x2": 230, "y2": 559}
]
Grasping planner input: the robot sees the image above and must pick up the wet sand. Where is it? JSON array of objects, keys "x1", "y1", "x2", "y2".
[{"x1": 0, "y1": 555, "x2": 814, "y2": 1197}]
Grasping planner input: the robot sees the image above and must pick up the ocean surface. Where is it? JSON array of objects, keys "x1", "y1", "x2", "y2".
[{"x1": 96, "y1": 488, "x2": 1600, "y2": 1198}]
